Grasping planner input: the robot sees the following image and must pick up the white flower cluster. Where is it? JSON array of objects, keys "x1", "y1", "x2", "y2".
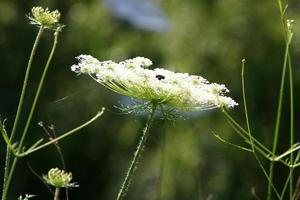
[{"x1": 71, "y1": 55, "x2": 238, "y2": 111}]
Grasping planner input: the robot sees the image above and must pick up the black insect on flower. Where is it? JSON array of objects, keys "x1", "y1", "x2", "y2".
[{"x1": 155, "y1": 74, "x2": 165, "y2": 80}]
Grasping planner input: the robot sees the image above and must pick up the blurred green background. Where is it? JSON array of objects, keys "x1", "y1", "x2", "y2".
[{"x1": 1, "y1": 0, "x2": 300, "y2": 199}]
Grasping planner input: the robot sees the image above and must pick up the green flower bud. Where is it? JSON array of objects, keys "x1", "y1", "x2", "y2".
[
  {"x1": 43, "y1": 168, "x2": 78, "y2": 188},
  {"x1": 28, "y1": 6, "x2": 61, "y2": 29}
]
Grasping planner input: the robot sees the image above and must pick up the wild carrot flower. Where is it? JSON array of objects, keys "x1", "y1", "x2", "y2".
[
  {"x1": 43, "y1": 168, "x2": 78, "y2": 188},
  {"x1": 71, "y1": 56, "x2": 237, "y2": 111},
  {"x1": 28, "y1": 7, "x2": 61, "y2": 29}
]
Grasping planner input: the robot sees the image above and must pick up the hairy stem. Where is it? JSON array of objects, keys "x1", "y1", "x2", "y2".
[
  {"x1": 116, "y1": 104, "x2": 157, "y2": 200},
  {"x1": 1, "y1": 26, "x2": 44, "y2": 200}
]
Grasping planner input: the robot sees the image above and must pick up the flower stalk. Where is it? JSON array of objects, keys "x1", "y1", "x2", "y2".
[
  {"x1": 116, "y1": 103, "x2": 157, "y2": 200},
  {"x1": 54, "y1": 188, "x2": 60, "y2": 200},
  {"x1": 2, "y1": 7, "x2": 63, "y2": 199},
  {"x1": 1, "y1": 26, "x2": 45, "y2": 200},
  {"x1": 43, "y1": 168, "x2": 78, "y2": 200},
  {"x1": 267, "y1": 17, "x2": 294, "y2": 200}
]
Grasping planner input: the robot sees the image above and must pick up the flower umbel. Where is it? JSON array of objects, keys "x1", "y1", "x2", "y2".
[
  {"x1": 71, "y1": 56, "x2": 237, "y2": 111},
  {"x1": 28, "y1": 7, "x2": 61, "y2": 29},
  {"x1": 43, "y1": 168, "x2": 78, "y2": 188}
]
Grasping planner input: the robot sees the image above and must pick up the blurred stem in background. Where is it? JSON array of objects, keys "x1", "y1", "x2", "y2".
[
  {"x1": 157, "y1": 127, "x2": 166, "y2": 200},
  {"x1": 116, "y1": 103, "x2": 157, "y2": 200}
]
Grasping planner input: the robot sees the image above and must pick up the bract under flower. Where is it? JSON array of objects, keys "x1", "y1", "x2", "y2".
[{"x1": 71, "y1": 55, "x2": 238, "y2": 111}]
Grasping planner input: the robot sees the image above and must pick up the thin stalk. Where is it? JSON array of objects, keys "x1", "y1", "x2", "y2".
[
  {"x1": 157, "y1": 129, "x2": 166, "y2": 200},
  {"x1": 1, "y1": 26, "x2": 44, "y2": 200},
  {"x1": 2, "y1": 28, "x2": 59, "y2": 200},
  {"x1": 17, "y1": 108, "x2": 105, "y2": 157},
  {"x1": 54, "y1": 188, "x2": 60, "y2": 200},
  {"x1": 288, "y1": 53, "x2": 294, "y2": 199},
  {"x1": 222, "y1": 110, "x2": 272, "y2": 156},
  {"x1": 7, "y1": 109, "x2": 103, "y2": 200},
  {"x1": 292, "y1": 176, "x2": 300, "y2": 200},
  {"x1": 272, "y1": 0, "x2": 295, "y2": 199},
  {"x1": 280, "y1": 172, "x2": 293, "y2": 200},
  {"x1": 241, "y1": 60, "x2": 280, "y2": 199},
  {"x1": 19, "y1": 29, "x2": 60, "y2": 152},
  {"x1": 241, "y1": 59, "x2": 252, "y2": 145},
  {"x1": 41, "y1": 123, "x2": 69, "y2": 200},
  {"x1": 267, "y1": 35, "x2": 290, "y2": 200},
  {"x1": 276, "y1": 0, "x2": 283, "y2": 17},
  {"x1": 116, "y1": 103, "x2": 157, "y2": 200}
]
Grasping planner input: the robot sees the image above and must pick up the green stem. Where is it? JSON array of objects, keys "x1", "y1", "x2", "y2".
[
  {"x1": 222, "y1": 110, "x2": 272, "y2": 157},
  {"x1": 270, "y1": 0, "x2": 295, "y2": 199},
  {"x1": 276, "y1": 0, "x2": 283, "y2": 17},
  {"x1": 280, "y1": 171, "x2": 293, "y2": 199},
  {"x1": 18, "y1": 29, "x2": 60, "y2": 152},
  {"x1": 288, "y1": 53, "x2": 294, "y2": 199},
  {"x1": 157, "y1": 129, "x2": 166, "y2": 200},
  {"x1": 2, "y1": 109, "x2": 104, "y2": 200},
  {"x1": 241, "y1": 59, "x2": 252, "y2": 146},
  {"x1": 242, "y1": 60, "x2": 280, "y2": 199},
  {"x1": 267, "y1": 37, "x2": 290, "y2": 200},
  {"x1": 116, "y1": 103, "x2": 157, "y2": 200},
  {"x1": 54, "y1": 188, "x2": 60, "y2": 200},
  {"x1": 2, "y1": 28, "x2": 58, "y2": 200},
  {"x1": 1, "y1": 26, "x2": 44, "y2": 200},
  {"x1": 17, "y1": 108, "x2": 105, "y2": 157}
]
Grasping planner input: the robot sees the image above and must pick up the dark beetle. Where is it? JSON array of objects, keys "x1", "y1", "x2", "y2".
[{"x1": 155, "y1": 74, "x2": 165, "y2": 80}]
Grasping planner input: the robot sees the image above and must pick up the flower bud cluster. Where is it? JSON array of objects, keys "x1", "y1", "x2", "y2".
[
  {"x1": 71, "y1": 55, "x2": 238, "y2": 111},
  {"x1": 29, "y1": 6, "x2": 61, "y2": 29},
  {"x1": 43, "y1": 168, "x2": 77, "y2": 188}
]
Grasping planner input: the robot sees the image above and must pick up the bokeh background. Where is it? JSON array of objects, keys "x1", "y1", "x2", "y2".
[{"x1": 1, "y1": 0, "x2": 300, "y2": 199}]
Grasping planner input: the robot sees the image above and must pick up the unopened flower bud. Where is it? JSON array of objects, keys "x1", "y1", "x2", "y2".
[
  {"x1": 28, "y1": 6, "x2": 61, "y2": 29},
  {"x1": 43, "y1": 168, "x2": 78, "y2": 188}
]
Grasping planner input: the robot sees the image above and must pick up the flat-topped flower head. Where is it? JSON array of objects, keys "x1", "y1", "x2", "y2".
[
  {"x1": 43, "y1": 168, "x2": 78, "y2": 188},
  {"x1": 28, "y1": 6, "x2": 61, "y2": 29},
  {"x1": 71, "y1": 56, "x2": 238, "y2": 111}
]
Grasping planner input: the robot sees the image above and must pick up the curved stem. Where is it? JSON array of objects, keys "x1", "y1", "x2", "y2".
[
  {"x1": 116, "y1": 103, "x2": 157, "y2": 200},
  {"x1": 1, "y1": 26, "x2": 44, "y2": 200}
]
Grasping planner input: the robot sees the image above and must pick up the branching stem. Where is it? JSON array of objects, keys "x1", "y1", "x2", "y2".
[{"x1": 1, "y1": 26, "x2": 44, "y2": 200}]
